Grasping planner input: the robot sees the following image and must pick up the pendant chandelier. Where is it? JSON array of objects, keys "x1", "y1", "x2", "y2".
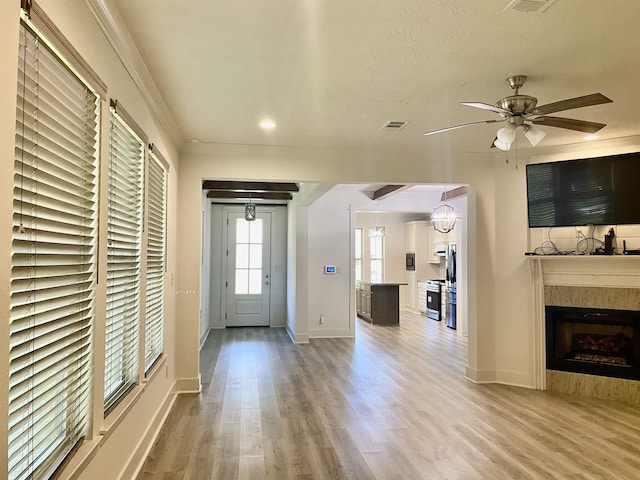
[
  {"x1": 368, "y1": 225, "x2": 385, "y2": 238},
  {"x1": 368, "y1": 213, "x2": 385, "y2": 238},
  {"x1": 431, "y1": 202, "x2": 456, "y2": 234}
]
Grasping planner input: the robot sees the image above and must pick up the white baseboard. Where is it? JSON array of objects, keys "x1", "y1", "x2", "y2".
[
  {"x1": 465, "y1": 367, "x2": 496, "y2": 384},
  {"x1": 308, "y1": 328, "x2": 354, "y2": 338},
  {"x1": 495, "y1": 370, "x2": 535, "y2": 389},
  {"x1": 199, "y1": 328, "x2": 211, "y2": 350},
  {"x1": 465, "y1": 367, "x2": 535, "y2": 389},
  {"x1": 174, "y1": 375, "x2": 202, "y2": 393},
  {"x1": 285, "y1": 323, "x2": 309, "y2": 344},
  {"x1": 120, "y1": 385, "x2": 177, "y2": 480}
]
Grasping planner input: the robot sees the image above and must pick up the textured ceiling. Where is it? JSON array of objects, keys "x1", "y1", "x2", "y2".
[{"x1": 111, "y1": 0, "x2": 640, "y2": 155}]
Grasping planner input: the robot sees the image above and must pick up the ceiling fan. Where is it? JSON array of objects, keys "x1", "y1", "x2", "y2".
[{"x1": 423, "y1": 75, "x2": 613, "y2": 150}]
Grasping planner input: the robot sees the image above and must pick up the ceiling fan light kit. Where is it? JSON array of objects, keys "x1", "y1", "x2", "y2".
[
  {"x1": 423, "y1": 75, "x2": 612, "y2": 149},
  {"x1": 496, "y1": 123, "x2": 517, "y2": 143},
  {"x1": 523, "y1": 124, "x2": 547, "y2": 146},
  {"x1": 493, "y1": 138, "x2": 512, "y2": 151}
]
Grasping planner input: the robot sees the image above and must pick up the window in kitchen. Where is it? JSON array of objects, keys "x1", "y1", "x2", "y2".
[
  {"x1": 355, "y1": 228, "x2": 363, "y2": 282},
  {"x1": 370, "y1": 235, "x2": 384, "y2": 283}
]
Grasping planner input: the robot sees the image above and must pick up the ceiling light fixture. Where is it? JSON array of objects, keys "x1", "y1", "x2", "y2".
[
  {"x1": 245, "y1": 202, "x2": 256, "y2": 221},
  {"x1": 496, "y1": 124, "x2": 517, "y2": 144},
  {"x1": 584, "y1": 134, "x2": 599, "y2": 141},
  {"x1": 432, "y1": 186, "x2": 457, "y2": 234},
  {"x1": 432, "y1": 204, "x2": 456, "y2": 234},
  {"x1": 245, "y1": 192, "x2": 256, "y2": 221},
  {"x1": 368, "y1": 226, "x2": 385, "y2": 238},
  {"x1": 368, "y1": 213, "x2": 385, "y2": 238},
  {"x1": 259, "y1": 120, "x2": 276, "y2": 129},
  {"x1": 493, "y1": 123, "x2": 547, "y2": 150},
  {"x1": 493, "y1": 138, "x2": 512, "y2": 151},
  {"x1": 522, "y1": 124, "x2": 547, "y2": 146}
]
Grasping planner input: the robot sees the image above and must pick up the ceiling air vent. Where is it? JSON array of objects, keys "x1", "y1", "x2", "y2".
[
  {"x1": 381, "y1": 121, "x2": 409, "y2": 131},
  {"x1": 504, "y1": 0, "x2": 556, "y2": 13}
]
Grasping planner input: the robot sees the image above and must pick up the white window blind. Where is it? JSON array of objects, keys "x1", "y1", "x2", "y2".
[
  {"x1": 9, "y1": 21, "x2": 100, "y2": 480},
  {"x1": 144, "y1": 150, "x2": 167, "y2": 373},
  {"x1": 104, "y1": 107, "x2": 144, "y2": 412}
]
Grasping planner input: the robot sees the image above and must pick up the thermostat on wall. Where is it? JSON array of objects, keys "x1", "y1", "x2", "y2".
[{"x1": 324, "y1": 265, "x2": 337, "y2": 274}]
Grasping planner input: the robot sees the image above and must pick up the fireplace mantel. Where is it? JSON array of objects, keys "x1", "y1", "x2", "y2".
[
  {"x1": 528, "y1": 255, "x2": 640, "y2": 288},
  {"x1": 528, "y1": 255, "x2": 640, "y2": 389}
]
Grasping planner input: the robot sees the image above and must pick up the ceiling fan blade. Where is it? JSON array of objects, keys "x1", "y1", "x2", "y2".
[
  {"x1": 423, "y1": 119, "x2": 504, "y2": 136},
  {"x1": 531, "y1": 116, "x2": 607, "y2": 133},
  {"x1": 532, "y1": 93, "x2": 612, "y2": 116},
  {"x1": 461, "y1": 102, "x2": 512, "y2": 116}
]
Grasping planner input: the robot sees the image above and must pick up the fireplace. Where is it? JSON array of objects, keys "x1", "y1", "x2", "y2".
[{"x1": 546, "y1": 306, "x2": 640, "y2": 380}]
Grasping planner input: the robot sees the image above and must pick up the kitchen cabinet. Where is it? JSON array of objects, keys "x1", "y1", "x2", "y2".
[
  {"x1": 428, "y1": 224, "x2": 449, "y2": 264},
  {"x1": 417, "y1": 280, "x2": 428, "y2": 314},
  {"x1": 356, "y1": 281, "x2": 405, "y2": 325}
]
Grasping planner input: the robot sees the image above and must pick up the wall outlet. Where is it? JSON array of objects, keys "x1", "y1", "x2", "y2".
[{"x1": 319, "y1": 314, "x2": 325, "y2": 325}]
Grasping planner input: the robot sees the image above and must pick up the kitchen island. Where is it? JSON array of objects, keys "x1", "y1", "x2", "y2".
[{"x1": 355, "y1": 281, "x2": 407, "y2": 325}]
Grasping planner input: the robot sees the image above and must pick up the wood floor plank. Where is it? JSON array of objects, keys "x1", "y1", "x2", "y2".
[{"x1": 138, "y1": 312, "x2": 640, "y2": 479}]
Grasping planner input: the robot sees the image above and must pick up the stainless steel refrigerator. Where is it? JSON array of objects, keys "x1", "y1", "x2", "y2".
[{"x1": 445, "y1": 244, "x2": 457, "y2": 329}]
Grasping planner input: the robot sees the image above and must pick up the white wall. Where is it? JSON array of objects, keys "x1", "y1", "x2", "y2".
[{"x1": 306, "y1": 195, "x2": 354, "y2": 337}]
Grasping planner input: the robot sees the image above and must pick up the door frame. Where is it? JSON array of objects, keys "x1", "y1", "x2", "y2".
[{"x1": 206, "y1": 203, "x2": 288, "y2": 331}]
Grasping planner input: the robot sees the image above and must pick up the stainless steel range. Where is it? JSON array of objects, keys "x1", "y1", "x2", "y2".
[{"x1": 425, "y1": 280, "x2": 443, "y2": 321}]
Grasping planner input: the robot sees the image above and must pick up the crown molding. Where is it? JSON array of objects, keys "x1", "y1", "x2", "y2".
[{"x1": 84, "y1": 0, "x2": 184, "y2": 147}]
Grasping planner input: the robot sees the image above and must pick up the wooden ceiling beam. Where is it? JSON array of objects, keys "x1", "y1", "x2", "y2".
[
  {"x1": 202, "y1": 180, "x2": 299, "y2": 192},
  {"x1": 441, "y1": 185, "x2": 468, "y2": 201},
  {"x1": 206, "y1": 191, "x2": 292, "y2": 200},
  {"x1": 372, "y1": 184, "x2": 408, "y2": 200}
]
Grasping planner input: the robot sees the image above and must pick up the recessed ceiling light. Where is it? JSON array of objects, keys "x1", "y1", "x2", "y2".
[
  {"x1": 190, "y1": 138, "x2": 201, "y2": 144},
  {"x1": 259, "y1": 120, "x2": 277, "y2": 130},
  {"x1": 584, "y1": 134, "x2": 599, "y2": 141}
]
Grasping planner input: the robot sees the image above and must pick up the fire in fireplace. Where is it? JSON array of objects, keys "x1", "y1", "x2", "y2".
[{"x1": 546, "y1": 306, "x2": 640, "y2": 380}]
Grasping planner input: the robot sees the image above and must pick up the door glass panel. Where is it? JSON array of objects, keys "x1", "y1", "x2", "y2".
[
  {"x1": 235, "y1": 270, "x2": 249, "y2": 294},
  {"x1": 249, "y1": 220, "x2": 262, "y2": 241},
  {"x1": 236, "y1": 244, "x2": 249, "y2": 269},
  {"x1": 249, "y1": 244, "x2": 262, "y2": 268},
  {"x1": 235, "y1": 218, "x2": 263, "y2": 295},
  {"x1": 236, "y1": 220, "x2": 250, "y2": 243},
  {"x1": 248, "y1": 270, "x2": 262, "y2": 294}
]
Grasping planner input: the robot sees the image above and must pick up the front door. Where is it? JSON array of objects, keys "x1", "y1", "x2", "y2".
[{"x1": 225, "y1": 212, "x2": 271, "y2": 326}]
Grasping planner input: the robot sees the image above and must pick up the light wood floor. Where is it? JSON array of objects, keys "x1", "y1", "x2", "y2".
[{"x1": 138, "y1": 311, "x2": 640, "y2": 479}]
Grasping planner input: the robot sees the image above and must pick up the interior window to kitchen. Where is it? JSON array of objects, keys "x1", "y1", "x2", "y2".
[
  {"x1": 370, "y1": 234, "x2": 384, "y2": 283},
  {"x1": 355, "y1": 228, "x2": 363, "y2": 282}
]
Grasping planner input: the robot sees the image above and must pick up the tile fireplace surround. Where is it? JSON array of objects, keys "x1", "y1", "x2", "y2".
[{"x1": 529, "y1": 256, "x2": 640, "y2": 406}]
